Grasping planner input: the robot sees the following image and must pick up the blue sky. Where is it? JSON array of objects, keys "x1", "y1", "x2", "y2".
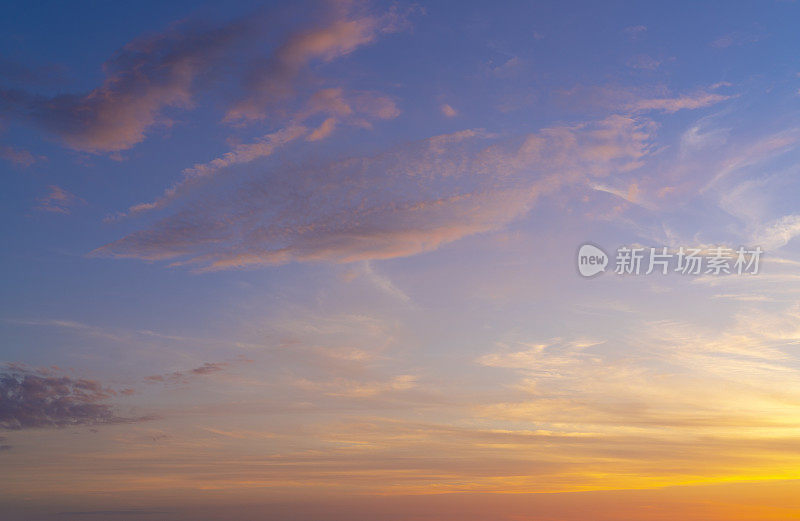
[{"x1": 3, "y1": 1, "x2": 800, "y2": 520}]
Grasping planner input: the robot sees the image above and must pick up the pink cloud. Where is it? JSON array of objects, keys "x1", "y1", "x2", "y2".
[
  {"x1": 632, "y1": 92, "x2": 732, "y2": 113},
  {"x1": 122, "y1": 125, "x2": 308, "y2": 216},
  {"x1": 307, "y1": 117, "x2": 338, "y2": 141},
  {"x1": 224, "y1": 6, "x2": 410, "y2": 123},
  {"x1": 441, "y1": 104, "x2": 458, "y2": 118},
  {"x1": 94, "y1": 116, "x2": 654, "y2": 270},
  {"x1": 1, "y1": 19, "x2": 247, "y2": 153},
  {"x1": 35, "y1": 185, "x2": 83, "y2": 214},
  {"x1": 555, "y1": 85, "x2": 733, "y2": 115},
  {"x1": 0, "y1": 4, "x2": 409, "y2": 154},
  {"x1": 119, "y1": 88, "x2": 399, "y2": 218}
]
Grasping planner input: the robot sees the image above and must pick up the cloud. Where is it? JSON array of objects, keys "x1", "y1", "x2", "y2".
[
  {"x1": 491, "y1": 56, "x2": 522, "y2": 77},
  {"x1": 357, "y1": 261, "x2": 411, "y2": 303},
  {"x1": 35, "y1": 185, "x2": 83, "y2": 214},
  {"x1": 145, "y1": 362, "x2": 230, "y2": 384},
  {"x1": 680, "y1": 119, "x2": 730, "y2": 153},
  {"x1": 0, "y1": 3, "x2": 409, "y2": 156},
  {"x1": 224, "y1": 6, "x2": 411, "y2": 122},
  {"x1": 711, "y1": 31, "x2": 763, "y2": 49},
  {"x1": 702, "y1": 128, "x2": 800, "y2": 192},
  {"x1": 478, "y1": 302, "x2": 800, "y2": 439},
  {"x1": 295, "y1": 87, "x2": 401, "y2": 134},
  {"x1": 0, "y1": 145, "x2": 42, "y2": 167},
  {"x1": 755, "y1": 214, "x2": 800, "y2": 249},
  {"x1": 626, "y1": 54, "x2": 661, "y2": 71},
  {"x1": 292, "y1": 373, "x2": 418, "y2": 398},
  {"x1": 440, "y1": 104, "x2": 458, "y2": 117},
  {"x1": 307, "y1": 117, "x2": 337, "y2": 141},
  {"x1": 121, "y1": 124, "x2": 308, "y2": 216},
  {"x1": 0, "y1": 367, "x2": 133, "y2": 430},
  {"x1": 623, "y1": 25, "x2": 647, "y2": 39},
  {"x1": 632, "y1": 91, "x2": 732, "y2": 113},
  {"x1": 119, "y1": 88, "x2": 400, "y2": 218},
  {"x1": 94, "y1": 115, "x2": 654, "y2": 270},
  {"x1": 556, "y1": 85, "x2": 732, "y2": 116},
  {"x1": 0, "y1": 18, "x2": 248, "y2": 153}
]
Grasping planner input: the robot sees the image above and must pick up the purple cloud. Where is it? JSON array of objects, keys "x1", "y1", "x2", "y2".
[{"x1": 0, "y1": 367, "x2": 136, "y2": 430}]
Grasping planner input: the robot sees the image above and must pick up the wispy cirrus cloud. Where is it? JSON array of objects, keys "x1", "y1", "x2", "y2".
[
  {"x1": 477, "y1": 303, "x2": 800, "y2": 441},
  {"x1": 120, "y1": 88, "x2": 399, "y2": 217},
  {"x1": 120, "y1": 124, "x2": 308, "y2": 217},
  {"x1": 631, "y1": 91, "x2": 733, "y2": 113},
  {"x1": 754, "y1": 214, "x2": 800, "y2": 250},
  {"x1": 556, "y1": 84, "x2": 733, "y2": 115},
  {"x1": 95, "y1": 115, "x2": 654, "y2": 270}
]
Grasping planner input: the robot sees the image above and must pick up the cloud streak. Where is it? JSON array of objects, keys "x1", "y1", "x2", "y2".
[
  {"x1": 120, "y1": 88, "x2": 399, "y2": 217},
  {"x1": 95, "y1": 115, "x2": 654, "y2": 270}
]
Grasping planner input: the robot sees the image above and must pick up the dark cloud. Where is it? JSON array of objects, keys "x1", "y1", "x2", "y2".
[{"x1": 0, "y1": 367, "x2": 134, "y2": 430}]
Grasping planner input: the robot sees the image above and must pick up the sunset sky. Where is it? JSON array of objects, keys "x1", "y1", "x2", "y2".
[{"x1": 3, "y1": 1, "x2": 800, "y2": 519}]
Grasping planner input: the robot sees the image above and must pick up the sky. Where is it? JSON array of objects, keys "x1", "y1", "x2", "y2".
[{"x1": 2, "y1": 1, "x2": 800, "y2": 519}]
